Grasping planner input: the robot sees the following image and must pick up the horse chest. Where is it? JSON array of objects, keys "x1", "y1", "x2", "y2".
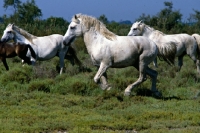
[{"x1": 89, "y1": 45, "x2": 111, "y2": 65}]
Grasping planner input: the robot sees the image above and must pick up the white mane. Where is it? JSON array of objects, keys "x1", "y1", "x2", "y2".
[
  {"x1": 8, "y1": 24, "x2": 37, "y2": 44},
  {"x1": 72, "y1": 14, "x2": 117, "y2": 40},
  {"x1": 136, "y1": 22, "x2": 165, "y2": 36}
]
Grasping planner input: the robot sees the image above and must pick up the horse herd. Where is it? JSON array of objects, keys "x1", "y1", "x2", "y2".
[{"x1": 1, "y1": 13, "x2": 200, "y2": 97}]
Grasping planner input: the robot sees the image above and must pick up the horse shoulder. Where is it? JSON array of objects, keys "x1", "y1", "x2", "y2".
[
  {"x1": 49, "y1": 34, "x2": 63, "y2": 40},
  {"x1": 192, "y1": 34, "x2": 200, "y2": 44}
]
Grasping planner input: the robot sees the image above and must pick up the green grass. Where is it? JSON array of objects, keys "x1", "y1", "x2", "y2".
[{"x1": 0, "y1": 52, "x2": 200, "y2": 133}]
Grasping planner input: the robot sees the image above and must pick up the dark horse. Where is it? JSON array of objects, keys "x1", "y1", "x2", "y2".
[{"x1": 0, "y1": 41, "x2": 36, "y2": 70}]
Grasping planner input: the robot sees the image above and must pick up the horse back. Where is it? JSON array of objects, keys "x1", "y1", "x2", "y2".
[
  {"x1": 110, "y1": 36, "x2": 157, "y2": 66},
  {"x1": 33, "y1": 34, "x2": 64, "y2": 48},
  {"x1": 128, "y1": 36, "x2": 157, "y2": 54}
]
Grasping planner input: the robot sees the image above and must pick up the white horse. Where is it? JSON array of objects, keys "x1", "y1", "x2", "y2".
[
  {"x1": 192, "y1": 34, "x2": 200, "y2": 52},
  {"x1": 63, "y1": 13, "x2": 161, "y2": 96},
  {"x1": 1, "y1": 24, "x2": 81, "y2": 74},
  {"x1": 128, "y1": 21, "x2": 200, "y2": 73}
]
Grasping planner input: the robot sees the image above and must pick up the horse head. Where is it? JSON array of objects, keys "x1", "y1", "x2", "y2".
[
  {"x1": 63, "y1": 14, "x2": 84, "y2": 46},
  {"x1": 1, "y1": 24, "x2": 15, "y2": 42},
  {"x1": 127, "y1": 21, "x2": 145, "y2": 36}
]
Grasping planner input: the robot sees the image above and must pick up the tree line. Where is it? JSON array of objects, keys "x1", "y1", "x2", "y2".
[{"x1": 1, "y1": 0, "x2": 200, "y2": 36}]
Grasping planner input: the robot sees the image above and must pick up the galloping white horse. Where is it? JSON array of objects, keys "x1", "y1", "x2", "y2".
[
  {"x1": 1, "y1": 24, "x2": 75, "y2": 74},
  {"x1": 128, "y1": 21, "x2": 200, "y2": 73},
  {"x1": 63, "y1": 14, "x2": 161, "y2": 96}
]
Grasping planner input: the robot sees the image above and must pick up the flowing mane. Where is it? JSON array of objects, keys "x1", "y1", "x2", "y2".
[
  {"x1": 10, "y1": 24, "x2": 37, "y2": 44},
  {"x1": 141, "y1": 23, "x2": 165, "y2": 36},
  {"x1": 73, "y1": 14, "x2": 117, "y2": 40},
  {"x1": 134, "y1": 21, "x2": 165, "y2": 37}
]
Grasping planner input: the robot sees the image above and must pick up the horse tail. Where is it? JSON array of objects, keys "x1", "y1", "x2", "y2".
[
  {"x1": 156, "y1": 41, "x2": 177, "y2": 65},
  {"x1": 67, "y1": 46, "x2": 83, "y2": 67},
  {"x1": 192, "y1": 34, "x2": 200, "y2": 59},
  {"x1": 27, "y1": 44, "x2": 36, "y2": 59}
]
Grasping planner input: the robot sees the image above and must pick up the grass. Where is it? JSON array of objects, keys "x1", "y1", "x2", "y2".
[{"x1": 0, "y1": 50, "x2": 200, "y2": 132}]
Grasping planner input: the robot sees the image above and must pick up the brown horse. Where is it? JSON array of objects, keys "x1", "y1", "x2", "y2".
[{"x1": 0, "y1": 41, "x2": 36, "y2": 70}]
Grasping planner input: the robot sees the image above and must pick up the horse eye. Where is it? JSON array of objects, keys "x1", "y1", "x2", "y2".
[
  {"x1": 133, "y1": 28, "x2": 137, "y2": 30},
  {"x1": 7, "y1": 31, "x2": 12, "y2": 33},
  {"x1": 70, "y1": 26, "x2": 75, "y2": 29}
]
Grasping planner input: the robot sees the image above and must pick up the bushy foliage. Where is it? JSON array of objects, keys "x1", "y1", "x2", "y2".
[{"x1": 0, "y1": 1, "x2": 200, "y2": 132}]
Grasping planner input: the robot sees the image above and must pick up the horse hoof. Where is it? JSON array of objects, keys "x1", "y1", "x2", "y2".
[
  {"x1": 152, "y1": 91, "x2": 162, "y2": 98},
  {"x1": 107, "y1": 86, "x2": 112, "y2": 91},
  {"x1": 124, "y1": 91, "x2": 131, "y2": 96}
]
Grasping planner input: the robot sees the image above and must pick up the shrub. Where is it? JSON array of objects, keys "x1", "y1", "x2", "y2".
[{"x1": 28, "y1": 79, "x2": 55, "y2": 92}]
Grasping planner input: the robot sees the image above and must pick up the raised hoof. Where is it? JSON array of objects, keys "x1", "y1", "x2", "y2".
[
  {"x1": 152, "y1": 91, "x2": 162, "y2": 98},
  {"x1": 107, "y1": 86, "x2": 112, "y2": 91},
  {"x1": 100, "y1": 84, "x2": 111, "y2": 90},
  {"x1": 124, "y1": 91, "x2": 131, "y2": 96}
]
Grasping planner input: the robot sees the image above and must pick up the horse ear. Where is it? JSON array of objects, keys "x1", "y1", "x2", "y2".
[
  {"x1": 138, "y1": 20, "x2": 143, "y2": 24},
  {"x1": 74, "y1": 15, "x2": 78, "y2": 19},
  {"x1": 11, "y1": 23, "x2": 15, "y2": 28}
]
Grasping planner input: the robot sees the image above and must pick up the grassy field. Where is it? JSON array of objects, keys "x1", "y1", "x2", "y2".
[{"x1": 0, "y1": 41, "x2": 200, "y2": 132}]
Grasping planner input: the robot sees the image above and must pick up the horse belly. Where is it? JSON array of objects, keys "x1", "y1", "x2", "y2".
[
  {"x1": 37, "y1": 49, "x2": 58, "y2": 61},
  {"x1": 112, "y1": 53, "x2": 138, "y2": 68},
  {"x1": 111, "y1": 60, "x2": 136, "y2": 68},
  {"x1": 175, "y1": 46, "x2": 186, "y2": 57}
]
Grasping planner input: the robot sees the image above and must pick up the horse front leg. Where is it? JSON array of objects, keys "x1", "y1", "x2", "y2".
[
  {"x1": 178, "y1": 55, "x2": 183, "y2": 71},
  {"x1": 100, "y1": 72, "x2": 111, "y2": 90},
  {"x1": 58, "y1": 52, "x2": 66, "y2": 75},
  {"x1": 94, "y1": 62, "x2": 110, "y2": 90},
  {"x1": 2, "y1": 58, "x2": 9, "y2": 70},
  {"x1": 153, "y1": 57, "x2": 158, "y2": 68},
  {"x1": 188, "y1": 54, "x2": 200, "y2": 74},
  {"x1": 196, "y1": 59, "x2": 200, "y2": 74}
]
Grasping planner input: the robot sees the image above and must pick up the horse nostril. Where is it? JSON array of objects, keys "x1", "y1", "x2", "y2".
[{"x1": 1, "y1": 38, "x2": 5, "y2": 42}]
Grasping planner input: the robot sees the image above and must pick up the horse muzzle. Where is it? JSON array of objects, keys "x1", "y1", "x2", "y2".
[
  {"x1": 1, "y1": 37, "x2": 10, "y2": 42},
  {"x1": 127, "y1": 33, "x2": 136, "y2": 36},
  {"x1": 63, "y1": 37, "x2": 75, "y2": 46}
]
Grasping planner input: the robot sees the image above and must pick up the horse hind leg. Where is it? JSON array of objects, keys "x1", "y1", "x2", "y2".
[
  {"x1": 146, "y1": 67, "x2": 162, "y2": 97},
  {"x1": 124, "y1": 61, "x2": 148, "y2": 96},
  {"x1": 124, "y1": 69, "x2": 146, "y2": 96}
]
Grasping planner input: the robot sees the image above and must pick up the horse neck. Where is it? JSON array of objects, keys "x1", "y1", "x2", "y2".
[
  {"x1": 15, "y1": 32, "x2": 33, "y2": 44},
  {"x1": 14, "y1": 33, "x2": 30, "y2": 44},
  {"x1": 14, "y1": 26, "x2": 36, "y2": 44},
  {"x1": 83, "y1": 29, "x2": 102, "y2": 54},
  {"x1": 142, "y1": 25, "x2": 154, "y2": 38}
]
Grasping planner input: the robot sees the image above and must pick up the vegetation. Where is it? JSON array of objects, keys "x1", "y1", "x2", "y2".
[{"x1": 0, "y1": 0, "x2": 200, "y2": 132}]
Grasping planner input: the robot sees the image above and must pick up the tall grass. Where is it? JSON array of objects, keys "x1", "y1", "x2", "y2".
[
  {"x1": 0, "y1": 22, "x2": 199, "y2": 132},
  {"x1": 0, "y1": 47, "x2": 199, "y2": 132}
]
